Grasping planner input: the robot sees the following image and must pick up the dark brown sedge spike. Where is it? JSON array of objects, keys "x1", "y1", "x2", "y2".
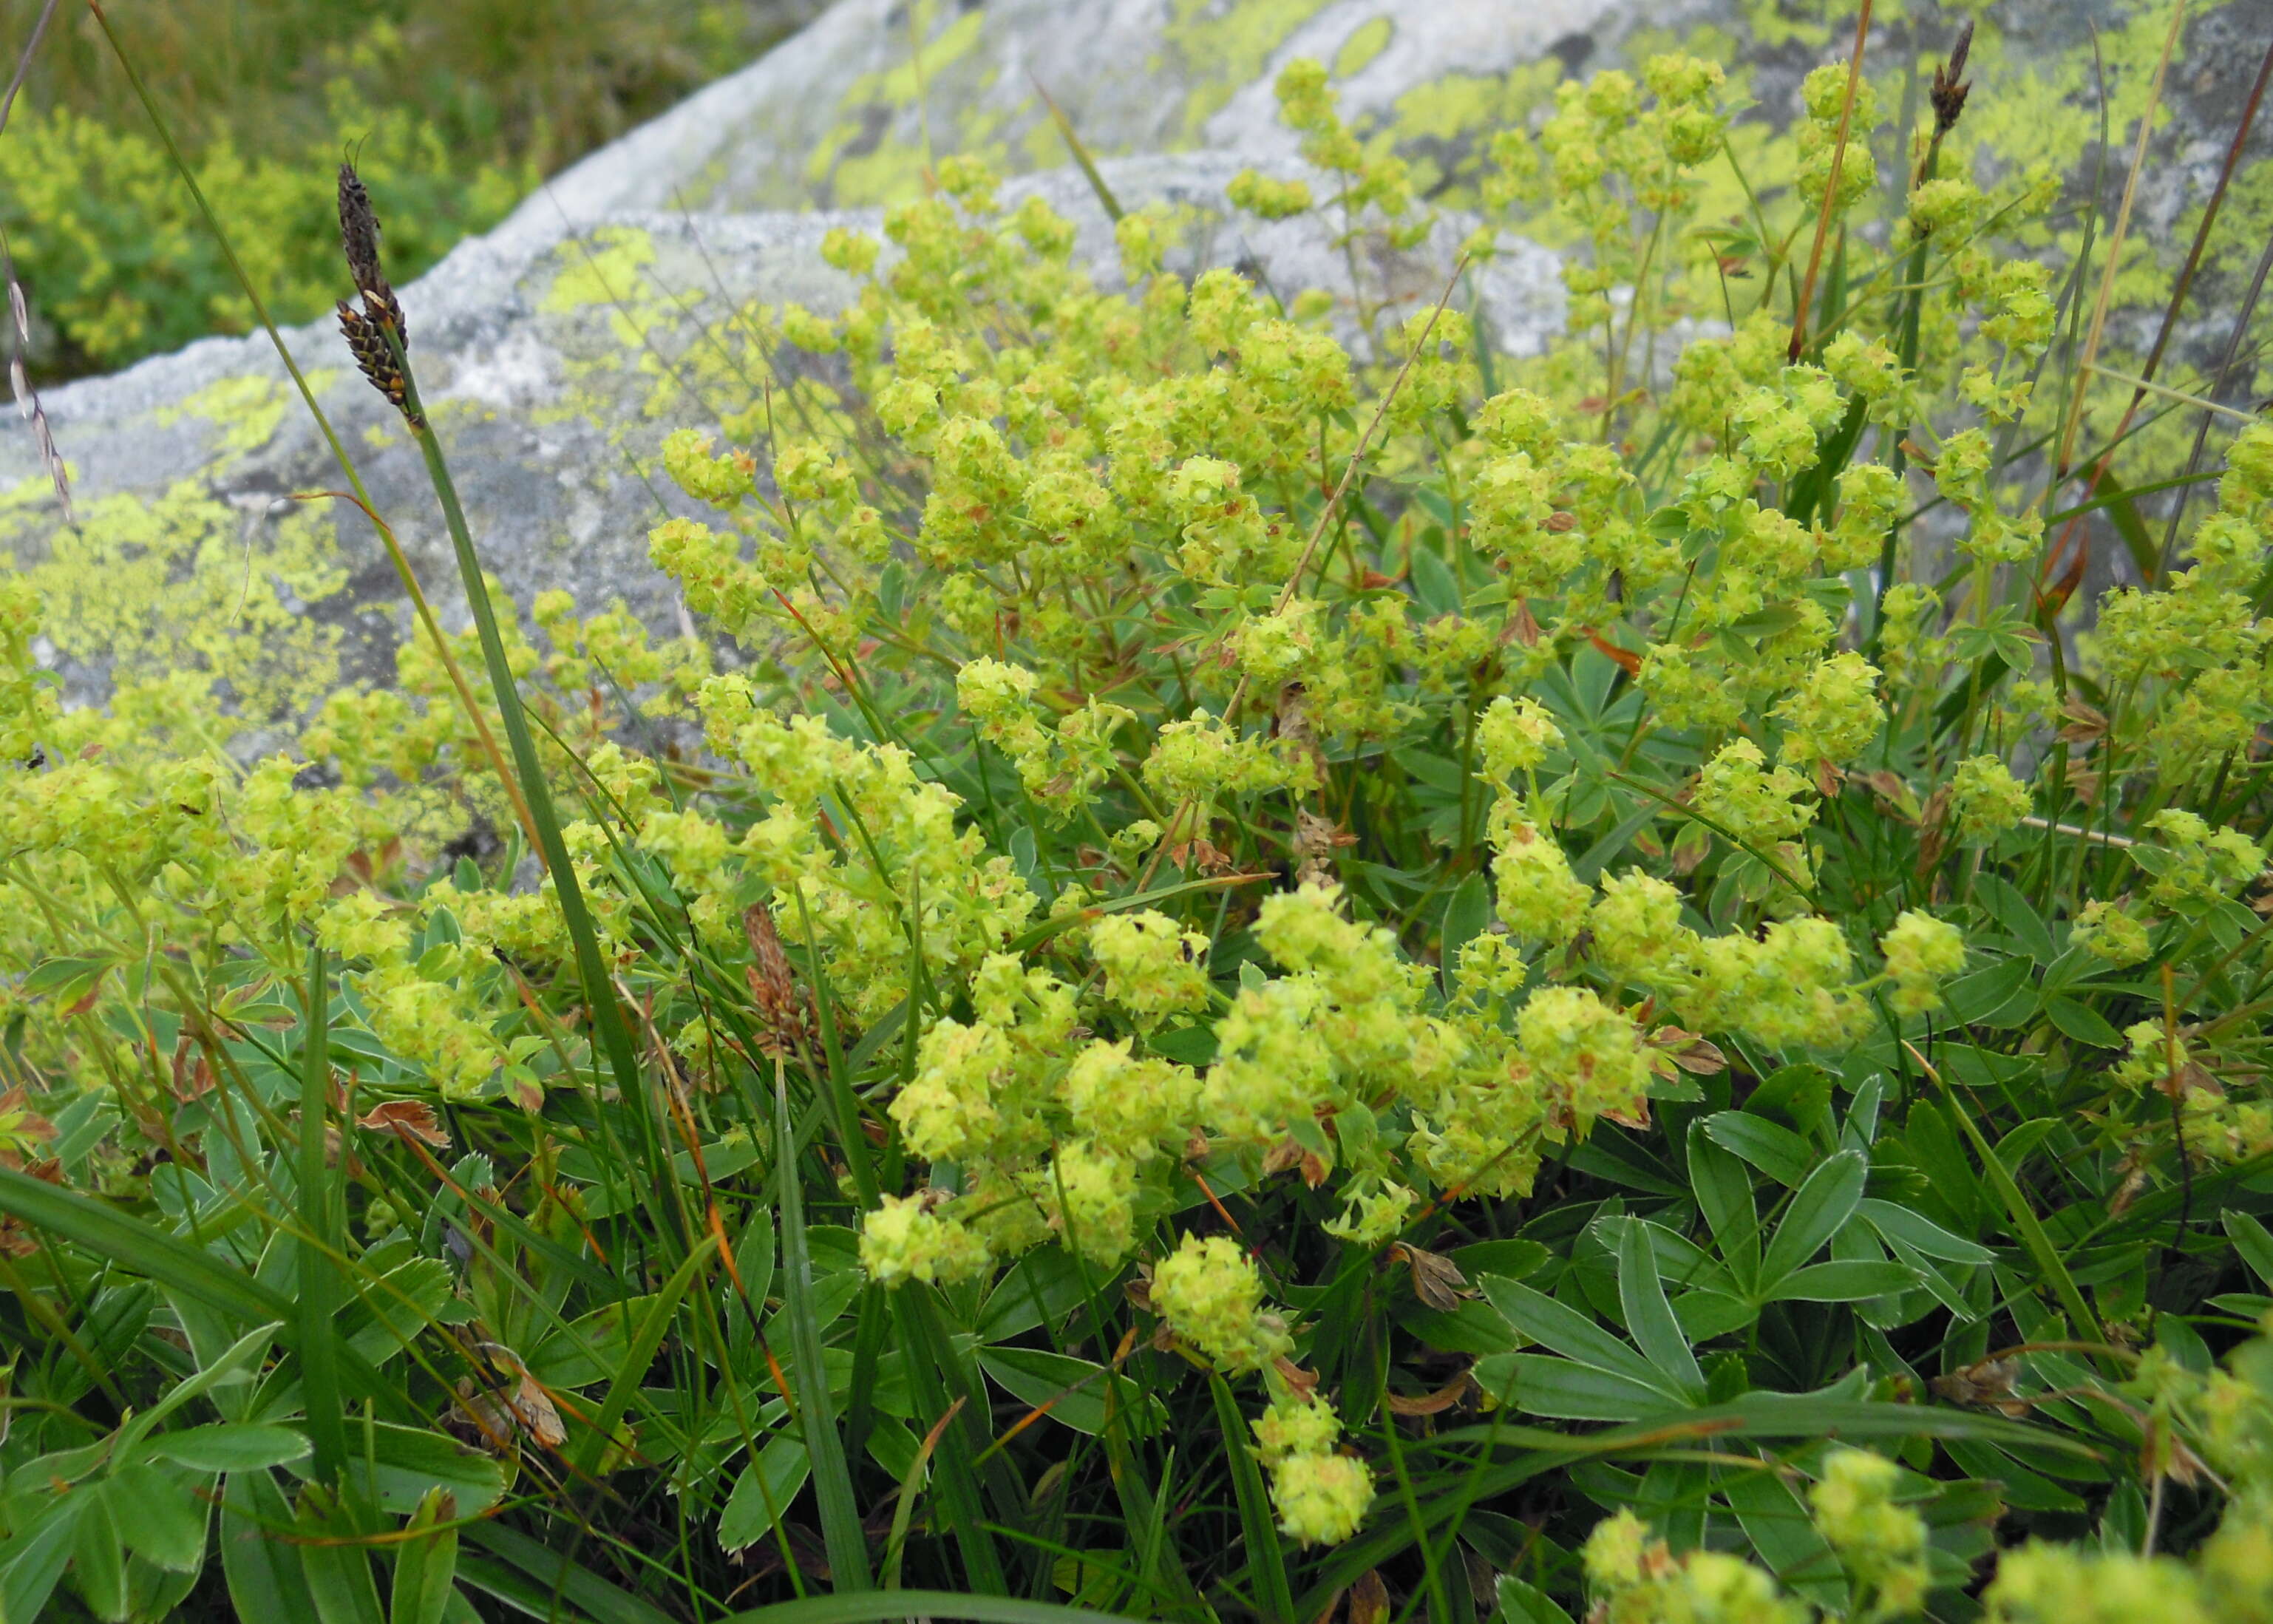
[
  {"x1": 338, "y1": 162, "x2": 383, "y2": 296},
  {"x1": 336, "y1": 160, "x2": 421, "y2": 426},
  {"x1": 1931, "y1": 21, "x2": 1974, "y2": 137},
  {"x1": 337, "y1": 299, "x2": 417, "y2": 427}
]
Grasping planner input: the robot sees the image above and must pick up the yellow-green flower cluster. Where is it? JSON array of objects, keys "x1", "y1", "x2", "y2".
[
  {"x1": 1250, "y1": 1394, "x2": 1373, "y2": 1546},
  {"x1": 1950, "y1": 755, "x2": 2032, "y2": 843},
  {"x1": 1088, "y1": 910, "x2": 1212, "y2": 1022},
  {"x1": 858, "y1": 1193, "x2": 991, "y2": 1286},
  {"x1": 1809, "y1": 1449, "x2": 1929, "y2": 1617},
  {"x1": 1150, "y1": 1233, "x2": 1291, "y2": 1375},
  {"x1": 1583, "y1": 1509, "x2": 1810, "y2": 1624},
  {"x1": 1880, "y1": 911, "x2": 1965, "y2": 1016}
]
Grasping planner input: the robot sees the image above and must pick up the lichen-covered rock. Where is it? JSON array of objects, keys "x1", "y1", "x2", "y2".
[
  {"x1": 0, "y1": 154, "x2": 1557, "y2": 715},
  {"x1": 4, "y1": 0, "x2": 2267, "y2": 713}
]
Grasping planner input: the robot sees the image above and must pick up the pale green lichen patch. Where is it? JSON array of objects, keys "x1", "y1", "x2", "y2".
[
  {"x1": 4, "y1": 480, "x2": 349, "y2": 718},
  {"x1": 155, "y1": 374, "x2": 290, "y2": 460},
  {"x1": 543, "y1": 225, "x2": 662, "y2": 317},
  {"x1": 1162, "y1": 0, "x2": 1339, "y2": 143},
  {"x1": 1333, "y1": 16, "x2": 1393, "y2": 81},
  {"x1": 803, "y1": 4, "x2": 992, "y2": 207}
]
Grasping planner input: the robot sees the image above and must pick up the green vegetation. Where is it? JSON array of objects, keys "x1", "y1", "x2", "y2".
[
  {"x1": 5, "y1": 9, "x2": 2273, "y2": 1623},
  {"x1": 0, "y1": 0, "x2": 781, "y2": 378}
]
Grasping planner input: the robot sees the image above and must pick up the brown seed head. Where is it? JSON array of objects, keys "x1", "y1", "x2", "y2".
[
  {"x1": 337, "y1": 299, "x2": 415, "y2": 424},
  {"x1": 339, "y1": 162, "x2": 384, "y2": 297},
  {"x1": 1931, "y1": 21, "x2": 1974, "y2": 136},
  {"x1": 337, "y1": 160, "x2": 419, "y2": 424}
]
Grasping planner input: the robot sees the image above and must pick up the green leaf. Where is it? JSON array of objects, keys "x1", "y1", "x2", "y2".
[
  {"x1": 1441, "y1": 874, "x2": 1490, "y2": 989},
  {"x1": 390, "y1": 1489, "x2": 460, "y2": 1624},
  {"x1": 980, "y1": 1347, "x2": 1166, "y2": 1437},
  {"x1": 108, "y1": 1461, "x2": 209, "y2": 1572},
  {"x1": 976, "y1": 1247, "x2": 1092, "y2": 1345},
  {"x1": 1934, "y1": 1073, "x2": 2104, "y2": 1345},
  {"x1": 1701, "y1": 1112, "x2": 1815, "y2": 1187},
  {"x1": 1671, "y1": 1290, "x2": 1759, "y2": 1342},
  {"x1": 1729, "y1": 605, "x2": 1806, "y2": 639},
  {"x1": 461, "y1": 1523, "x2": 679, "y2": 1624},
  {"x1": 1858, "y1": 1199, "x2": 1995, "y2": 1265},
  {"x1": 571, "y1": 1234, "x2": 714, "y2": 1480},
  {"x1": 21, "y1": 954, "x2": 112, "y2": 998},
  {"x1": 1449, "y1": 1238, "x2": 1550, "y2": 1282},
  {"x1": 290, "y1": 1424, "x2": 505, "y2": 1517},
  {"x1": 121, "y1": 1319, "x2": 282, "y2": 1447},
  {"x1": 1478, "y1": 1277, "x2": 1685, "y2": 1401},
  {"x1": 1209, "y1": 1373, "x2": 1294, "y2": 1624},
  {"x1": 297, "y1": 1497, "x2": 385, "y2": 1624},
  {"x1": 2225, "y1": 1212, "x2": 2273, "y2": 1288},
  {"x1": 0, "y1": 1166, "x2": 293, "y2": 1330},
  {"x1": 715, "y1": 1594, "x2": 1178, "y2": 1624},
  {"x1": 2044, "y1": 996, "x2": 2124, "y2": 1047},
  {"x1": 298, "y1": 943, "x2": 347, "y2": 1488},
  {"x1": 1409, "y1": 541, "x2": 1461, "y2": 616},
  {"x1": 1687, "y1": 1124, "x2": 1761, "y2": 1291},
  {"x1": 1615, "y1": 1221, "x2": 1705, "y2": 1404},
  {"x1": 1757, "y1": 1150, "x2": 1866, "y2": 1290},
  {"x1": 528, "y1": 1298, "x2": 649, "y2": 1389},
  {"x1": 221, "y1": 1471, "x2": 319, "y2": 1620},
  {"x1": 718, "y1": 1433, "x2": 812, "y2": 1555},
  {"x1": 1974, "y1": 873, "x2": 2057, "y2": 963},
  {"x1": 1719, "y1": 1462, "x2": 1844, "y2": 1608},
  {"x1": 1471, "y1": 1353, "x2": 1670, "y2": 1421},
  {"x1": 73, "y1": 1482, "x2": 130, "y2": 1623},
  {"x1": 1944, "y1": 956, "x2": 2035, "y2": 1027},
  {"x1": 0, "y1": 1495, "x2": 81, "y2": 1624},
  {"x1": 1496, "y1": 1575, "x2": 1577, "y2": 1624},
  {"x1": 139, "y1": 1423, "x2": 311, "y2": 1473},
  {"x1": 1762, "y1": 1261, "x2": 1923, "y2": 1302},
  {"x1": 775, "y1": 1069, "x2": 872, "y2": 1591},
  {"x1": 1746, "y1": 1064, "x2": 1834, "y2": 1138}
]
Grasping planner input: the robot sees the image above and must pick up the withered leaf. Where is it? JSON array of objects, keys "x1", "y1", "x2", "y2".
[
  {"x1": 1348, "y1": 1569, "x2": 1390, "y2": 1624},
  {"x1": 357, "y1": 1098, "x2": 452, "y2": 1149},
  {"x1": 1387, "y1": 1243, "x2": 1474, "y2": 1312},
  {"x1": 1930, "y1": 1356, "x2": 2031, "y2": 1418},
  {"x1": 1384, "y1": 1370, "x2": 1478, "y2": 1417}
]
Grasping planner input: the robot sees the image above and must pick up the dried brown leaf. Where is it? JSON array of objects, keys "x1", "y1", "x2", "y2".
[
  {"x1": 356, "y1": 1098, "x2": 452, "y2": 1150},
  {"x1": 1930, "y1": 1356, "x2": 2031, "y2": 1418},
  {"x1": 1348, "y1": 1569, "x2": 1390, "y2": 1624},
  {"x1": 1384, "y1": 1370, "x2": 1478, "y2": 1417},
  {"x1": 1387, "y1": 1242, "x2": 1473, "y2": 1312}
]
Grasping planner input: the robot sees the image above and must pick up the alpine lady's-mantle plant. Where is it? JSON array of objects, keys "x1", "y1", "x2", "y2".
[{"x1": 2, "y1": 16, "x2": 2273, "y2": 1624}]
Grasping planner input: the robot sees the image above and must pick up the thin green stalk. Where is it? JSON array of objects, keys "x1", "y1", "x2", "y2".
[
  {"x1": 775, "y1": 1064, "x2": 875, "y2": 1591},
  {"x1": 296, "y1": 941, "x2": 347, "y2": 1487},
  {"x1": 397, "y1": 359, "x2": 683, "y2": 1251}
]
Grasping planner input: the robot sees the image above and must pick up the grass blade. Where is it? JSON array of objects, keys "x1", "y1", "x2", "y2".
[
  {"x1": 721, "y1": 1594, "x2": 1144, "y2": 1624},
  {"x1": 398, "y1": 373, "x2": 687, "y2": 1253},
  {"x1": 1208, "y1": 1373, "x2": 1292, "y2": 1624},
  {"x1": 296, "y1": 942, "x2": 347, "y2": 1486},
  {"x1": 1033, "y1": 76, "x2": 1123, "y2": 222},
  {"x1": 775, "y1": 1065, "x2": 874, "y2": 1591},
  {"x1": 1904, "y1": 1043, "x2": 2105, "y2": 1347}
]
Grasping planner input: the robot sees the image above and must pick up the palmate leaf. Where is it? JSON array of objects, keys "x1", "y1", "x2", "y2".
[
  {"x1": 1615, "y1": 1220, "x2": 1707, "y2": 1403},
  {"x1": 1296, "y1": 1395, "x2": 2097, "y2": 1621},
  {"x1": 1478, "y1": 1277, "x2": 1689, "y2": 1404},
  {"x1": 1757, "y1": 1149, "x2": 1866, "y2": 1290}
]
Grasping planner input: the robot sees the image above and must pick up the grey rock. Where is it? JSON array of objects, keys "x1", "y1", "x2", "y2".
[
  {"x1": 0, "y1": 149, "x2": 1555, "y2": 713},
  {"x1": 6, "y1": 0, "x2": 2267, "y2": 714}
]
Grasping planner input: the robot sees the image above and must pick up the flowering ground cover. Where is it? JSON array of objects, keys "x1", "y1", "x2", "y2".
[{"x1": 4, "y1": 12, "x2": 2273, "y2": 1622}]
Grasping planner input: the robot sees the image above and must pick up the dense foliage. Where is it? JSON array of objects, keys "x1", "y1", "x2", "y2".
[
  {"x1": 4, "y1": 18, "x2": 2273, "y2": 1624},
  {"x1": 0, "y1": 0, "x2": 783, "y2": 377}
]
